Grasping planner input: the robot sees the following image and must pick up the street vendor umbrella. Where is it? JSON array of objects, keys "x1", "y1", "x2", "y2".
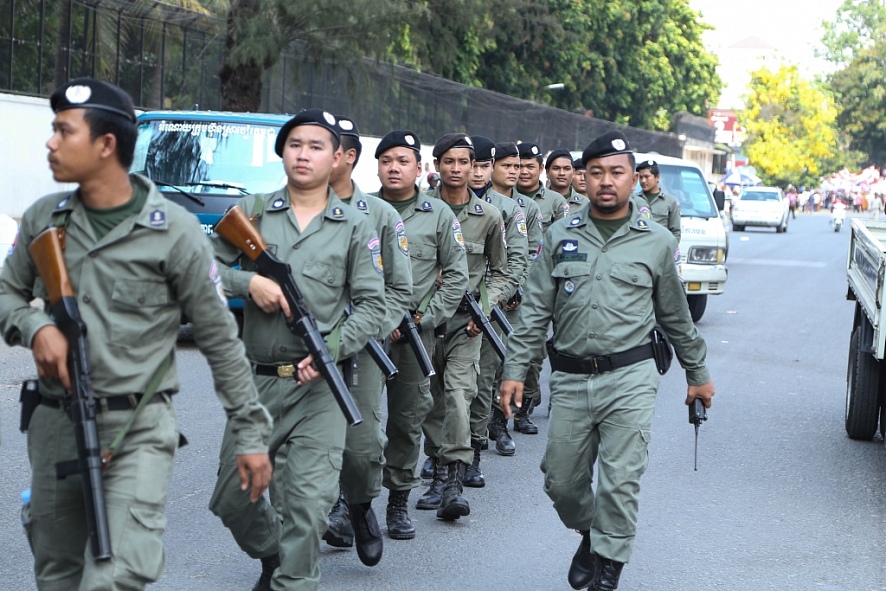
[{"x1": 719, "y1": 169, "x2": 761, "y2": 186}]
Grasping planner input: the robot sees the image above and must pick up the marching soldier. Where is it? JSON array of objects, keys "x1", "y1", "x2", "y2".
[
  {"x1": 208, "y1": 109, "x2": 386, "y2": 591},
  {"x1": 320, "y1": 116, "x2": 414, "y2": 566},
  {"x1": 499, "y1": 131, "x2": 714, "y2": 591},
  {"x1": 374, "y1": 130, "x2": 468, "y2": 538},
  {"x1": 546, "y1": 148, "x2": 588, "y2": 207},
  {"x1": 0, "y1": 77, "x2": 273, "y2": 590},
  {"x1": 635, "y1": 159, "x2": 681, "y2": 243},
  {"x1": 418, "y1": 133, "x2": 508, "y2": 520}
]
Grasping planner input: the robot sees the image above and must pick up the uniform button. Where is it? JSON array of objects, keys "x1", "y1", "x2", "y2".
[
  {"x1": 280, "y1": 346, "x2": 287, "y2": 352},
  {"x1": 467, "y1": 246, "x2": 474, "y2": 253},
  {"x1": 417, "y1": 253, "x2": 423, "y2": 258},
  {"x1": 82, "y1": 295, "x2": 91, "y2": 303},
  {"x1": 596, "y1": 274, "x2": 602, "y2": 280},
  {"x1": 592, "y1": 303, "x2": 598, "y2": 309},
  {"x1": 589, "y1": 333, "x2": 596, "y2": 338},
  {"x1": 294, "y1": 243, "x2": 300, "y2": 249},
  {"x1": 88, "y1": 251, "x2": 97, "y2": 258},
  {"x1": 137, "y1": 296, "x2": 145, "y2": 304},
  {"x1": 327, "y1": 277, "x2": 334, "y2": 284},
  {"x1": 602, "y1": 247, "x2": 608, "y2": 253},
  {"x1": 632, "y1": 276, "x2": 638, "y2": 282}
]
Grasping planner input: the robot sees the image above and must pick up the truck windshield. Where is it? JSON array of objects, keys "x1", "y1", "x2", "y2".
[
  {"x1": 132, "y1": 119, "x2": 285, "y2": 195},
  {"x1": 657, "y1": 164, "x2": 717, "y2": 218}
]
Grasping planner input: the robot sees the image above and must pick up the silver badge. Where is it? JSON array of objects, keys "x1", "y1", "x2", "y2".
[
  {"x1": 570, "y1": 216, "x2": 581, "y2": 226},
  {"x1": 612, "y1": 139, "x2": 626, "y2": 151},
  {"x1": 323, "y1": 112, "x2": 336, "y2": 125},
  {"x1": 272, "y1": 198, "x2": 285, "y2": 209},
  {"x1": 405, "y1": 135, "x2": 415, "y2": 146},
  {"x1": 339, "y1": 119, "x2": 354, "y2": 131},
  {"x1": 65, "y1": 85, "x2": 91, "y2": 104}
]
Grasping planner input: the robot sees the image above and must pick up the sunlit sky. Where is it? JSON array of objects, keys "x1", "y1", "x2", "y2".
[{"x1": 690, "y1": 0, "x2": 845, "y2": 108}]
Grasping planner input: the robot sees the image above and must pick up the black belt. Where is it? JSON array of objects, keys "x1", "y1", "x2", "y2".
[
  {"x1": 547, "y1": 342, "x2": 655, "y2": 375},
  {"x1": 39, "y1": 391, "x2": 173, "y2": 412},
  {"x1": 253, "y1": 362, "x2": 300, "y2": 378}
]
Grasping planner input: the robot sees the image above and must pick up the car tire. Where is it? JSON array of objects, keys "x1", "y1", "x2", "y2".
[
  {"x1": 687, "y1": 294, "x2": 707, "y2": 323},
  {"x1": 845, "y1": 325, "x2": 880, "y2": 440}
]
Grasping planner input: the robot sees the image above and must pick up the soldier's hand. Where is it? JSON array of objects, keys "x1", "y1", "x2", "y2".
[
  {"x1": 248, "y1": 275, "x2": 291, "y2": 319},
  {"x1": 296, "y1": 355, "x2": 321, "y2": 386},
  {"x1": 686, "y1": 380, "x2": 715, "y2": 408},
  {"x1": 499, "y1": 380, "x2": 524, "y2": 419},
  {"x1": 506, "y1": 299, "x2": 521, "y2": 311},
  {"x1": 389, "y1": 328, "x2": 401, "y2": 343},
  {"x1": 236, "y1": 453, "x2": 272, "y2": 503},
  {"x1": 465, "y1": 320, "x2": 482, "y2": 338},
  {"x1": 32, "y1": 325, "x2": 71, "y2": 391}
]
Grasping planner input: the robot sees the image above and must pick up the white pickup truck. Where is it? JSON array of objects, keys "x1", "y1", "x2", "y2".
[{"x1": 845, "y1": 218, "x2": 886, "y2": 439}]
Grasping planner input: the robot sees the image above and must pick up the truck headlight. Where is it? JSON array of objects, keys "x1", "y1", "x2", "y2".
[{"x1": 687, "y1": 246, "x2": 725, "y2": 264}]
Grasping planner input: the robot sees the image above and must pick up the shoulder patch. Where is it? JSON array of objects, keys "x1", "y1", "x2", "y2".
[
  {"x1": 357, "y1": 200, "x2": 368, "y2": 211},
  {"x1": 638, "y1": 205, "x2": 651, "y2": 219},
  {"x1": 395, "y1": 220, "x2": 409, "y2": 256},
  {"x1": 500, "y1": 220, "x2": 507, "y2": 249},
  {"x1": 368, "y1": 237, "x2": 384, "y2": 274},
  {"x1": 675, "y1": 247, "x2": 684, "y2": 281},
  {"x1": 514, "y1": 211, "x2": 528, "y2": 237},
  {"x1": 422, "y1": 200, "x2": 433, "y2": 211},
  {"x1": 209, "y1": 259, "x2": 227, "y2": 305},
  {"x1": 452, "y1": 219, "x2": 465, "y2": 250}
]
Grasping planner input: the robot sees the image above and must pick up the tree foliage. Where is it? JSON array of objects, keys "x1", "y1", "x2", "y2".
[
  {"x1": 739, "y1": 65, "x2": 840, "y2": 187},
  {"x1": 830, "y1": 38, "x2": 886, "y2": 166},
  {"x1": 819, "y1": 0, "x2": 886, "y2": 67}
]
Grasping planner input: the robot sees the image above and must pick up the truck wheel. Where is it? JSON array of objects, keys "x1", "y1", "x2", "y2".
[
  {"x1": 845, "y1": 326, "x2": 880, "y2": 440},
  {"x1": 687, "y1": 294, "x2": 707, "y2": 322}
]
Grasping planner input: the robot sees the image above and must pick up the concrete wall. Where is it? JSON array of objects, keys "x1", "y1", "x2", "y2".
[{"x1": 0, "y1": 93, "x2": 76, "y2": 219}]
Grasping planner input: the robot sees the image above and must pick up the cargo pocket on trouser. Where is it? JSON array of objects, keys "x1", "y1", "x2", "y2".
[
  {"x1": 627, "y1": 428, "x2": 653, "y2": 477},
  {"x1": 115, "y1": 506, "x2": 167, "y2": 586}
]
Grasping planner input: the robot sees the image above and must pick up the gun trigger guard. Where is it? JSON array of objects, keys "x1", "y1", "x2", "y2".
[{"x1": 101, "y1": 450, "x2": 113, "y2": 472}]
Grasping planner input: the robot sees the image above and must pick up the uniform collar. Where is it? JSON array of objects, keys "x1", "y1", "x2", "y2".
[
  {"x1": 133, "y1": 174, "x2": 169, "y2": 231},
  {"x1": 349, "y1": 182, "x2": 372, "y2": 213},
  {"x1": 466, "y1": 192, "x2": 488, "y2": 216}
]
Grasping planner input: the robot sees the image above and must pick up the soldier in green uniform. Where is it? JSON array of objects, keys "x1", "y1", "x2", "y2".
[
  {"x1": 499, "y1": 131, "x2": 715, "y2": 591},
  {"x1": 463, "y1": 136, "x2": 528, "y2": 487},
  {"x1": 547, "y1": 148, "x2": 588, "y2": 208},
  {"x1": 0, "y1": 78, "x2": 273, "y2": 591},
  {"x1": 374, "y1": 130, "x2": 468, "y2": 538},
  {"x1": 208, "y1": 109, "x2": 386, "y2": 591},
  {"x1": 572, "y1": 157, "x2": 588, "y2": 198},
  {"x1": 515, "y1": 141, "x2": 570, "y2": 434},
  {"x1": 318, "y1": 116, "x2": 414, "y2": 565},
  {"x1": 418, "y1": 133, "x2": 508, "y2": 519},
  {"x1": 635, "y1": 159, "x2": 681, "y2": 244}
]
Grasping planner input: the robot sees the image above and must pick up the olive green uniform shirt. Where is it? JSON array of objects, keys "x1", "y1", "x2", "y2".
[
  {"x1": 0, "y1": 174, "x2": 271, "y2": 454},
  {"x1": 502, "y1": 201, "x2": 709, "y2": 386},
  {"x1": 342, "y1": 183, "x2": 414, "y2": 335},
  {"x1": 211, "y1": 188, "x2": 386, "y2": 363},
  {"x1": 482, "y1": 188, "x2": 529, "y2": 301},
  {"x1": 513, "y1": 192, "x2": 544, "y2": 280},
  {"x1": 526, "y1": 182, "x2": 570, "y2": 231},
  {"x1": 565, "y1": 187, "x2": 589, "y2": 208},
  {"x1": 374, "y1": 187, "x2": 468, "y2": 331},
  {"x1": 636, "y1": 190, "x2": 682, "y2": 244}
]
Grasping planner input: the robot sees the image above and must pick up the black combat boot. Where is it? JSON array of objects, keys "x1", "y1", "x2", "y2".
[
  {"x1": 420, "y1": 456, "x2": 436, "y2": 480},
  {"x1": 386, "y1": 489, "x2": 416, "y2": 540},
  {"x1": 323, "y1": 490, "x2": 354, "y2": 548},
  {"x1": 436, "y1": 461, "x2": 471, "y2": 521},
  {"x1": 251, "y1": 553, "x2": 280, "y2": 591},
  {"x1": 349, "y1": 501, "x2": 383, "y2": 567},
  {"x1": 415, "y1": 462, "x2": 448, "y2": 510},
  {"x1": 513, "y1": 397, "x2": 539, "y2": 434},
  {"x1": 463, "y1": 442, "x2": 485, "y2": 488},
  {"x1": 590, "y1": 557, "x2": 624, "y2": 591},
  {"x1": 487, "y1": 405, "x2": 516, "y2": 456},
  {"x1": 567, "y1": 530, "x2": 596, "y2": 590}
]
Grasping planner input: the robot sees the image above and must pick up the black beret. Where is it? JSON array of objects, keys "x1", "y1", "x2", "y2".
[
  {"x1": 50, "y1": 77, "x2": 136, "y2": 123},
  {"x1": 336, "y1": 116, "x2": 360, "y2": 138},
  {"x1": 545, "y1": 149, "x2": 573, "y2": 170},
  {"x1": 274, "y1": 108, "x2": 341, "y2": 157},
  {"x1": 517, "y1": 142, "x2": 542, "y2": 160},
  {"x1": 573, "y1": 157, "x2": 584, "y2": 169},
  {"x1": 635, "y1": 159, "x2": 658, "y2": 172},
  {"x1": 581, "y1": 131, "x2": 633, "y2": 166},
  {"x1": 375, "y1": 130, "x2": 422, "y2": 161},
  {"x1": 433, "y1": 133, "x2": 474, "y2": 160},
  {"x1": 494, "y1": 142, "x2": 519, "y2": 160},
  {"x1": 470, "y1": 136, "x2": 496, "y2": 162}
]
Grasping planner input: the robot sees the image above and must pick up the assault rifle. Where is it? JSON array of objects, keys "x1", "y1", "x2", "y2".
[
  {"x1": 400, "y1": 312, "x2": 435, "y2": 378},
  {"x1": 461, "y1": 291, "x2": 507, "y2": 361},
  {"x1": 28, "y1": 227, "x2": 112, "y2": 561}
]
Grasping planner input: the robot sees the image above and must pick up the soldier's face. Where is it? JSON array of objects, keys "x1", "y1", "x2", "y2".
[
  {"x1": 46, "y1": 109, "x2": 111, "y2": 183},
  {"x1": 638, "y1": 170, "x2": 660, "y2": 194},
  {"x1": 436, "y1": 148, "x2": 472, "y2": 190},
  {"x1": 548, "y1": 158, "x2": 574, "y2": 191},
  {"x1": 492, "y1": 157, "x2": 520, "y2": 190},
  {"x1": 470, "y1": 160, "x2": 493, "y2": 190},
  {"x1": 378, "y1": 147, "x2": 420, "y2": 192},
  {"x1": 586, "y1": 154, "x2": 637, "y2": 218},
  {"x1": 572, "y1": 168, "x2": 587, "y2": 194},
  {"x1": 281, "y1": 126, "x2": 341, "y2": 190},
  {"x1": 518, "y1": 159, "x2": 541, "y2": 191}
]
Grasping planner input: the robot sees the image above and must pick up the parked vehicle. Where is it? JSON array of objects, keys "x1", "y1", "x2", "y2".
[{"x1": 731, "y1": 186, "x2": 789, "y2": 233}]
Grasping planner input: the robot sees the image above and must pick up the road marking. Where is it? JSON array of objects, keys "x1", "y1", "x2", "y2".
[{"x1": 727, "y1": 257, "x2": 827, "y2": 268}]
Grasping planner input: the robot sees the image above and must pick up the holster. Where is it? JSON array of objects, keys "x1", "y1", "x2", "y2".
[
  {"x1": 651, "y1": 327, "x2": 674, "y2": 375},
  {"x1": 19, "y1": 379, "x2": 40, "y2": 433}
]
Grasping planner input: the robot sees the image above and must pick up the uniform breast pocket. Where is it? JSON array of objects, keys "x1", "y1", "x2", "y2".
[
  {"x1": 408, "y1": 242, "x2": 435, "y2": 262},
  {"x1": 608, "y1": 263, "x2": 653, "y2": 314},
  {"x1": 301, "y1": 260, "x2": 347, "y2": 320},
  {"x1": 462, "y1": 239, "x2": 485, "y2": 256},
  {"x1": 110, "y1": 280, "x2": 171, "y2": 345},
  {"x1": 550, "y1": 263, "x2": 593, "y2": 299}
]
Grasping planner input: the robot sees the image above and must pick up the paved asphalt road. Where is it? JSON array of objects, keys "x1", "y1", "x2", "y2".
[{"x1": 1, "y1": 212, "x2": 885, "y2": 591}]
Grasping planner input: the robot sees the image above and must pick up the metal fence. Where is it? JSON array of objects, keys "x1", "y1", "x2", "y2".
[{"x1": 1, "y1": 0, "x2": 683, "y2": 154}]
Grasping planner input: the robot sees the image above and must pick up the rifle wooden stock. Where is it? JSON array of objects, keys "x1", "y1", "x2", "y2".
[
  {"x1": 215, "y1": 206, "x2": 362, "y2": 426},
  {"x1": 27, "y1": 226, "x2": 113, "y2": 562}
]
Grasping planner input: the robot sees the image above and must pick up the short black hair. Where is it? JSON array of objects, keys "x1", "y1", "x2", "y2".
[
  {"x1": 340, "y1": 134, "x2": 362, "y2": 167},
  {"x1": 83, "y1": 107, "x2": 137, "y2": 169}
]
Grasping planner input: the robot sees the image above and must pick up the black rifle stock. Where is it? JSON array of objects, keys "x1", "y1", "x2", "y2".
[
  {"x1": 215, "y1": 206, "x2": 362, "y2": 426},
  {"x1": 343, "y1": 305, "x2": 398, "y2": 381},
  {"x1": 28, "y1": 227, "x2": 112, "y2": 562},
  {"x1": 490, "y1": 306, "x2": 513, "y2": 335},
  {"x1": 462, "y1": 291, "x2": 506, "y2": 361},
  {"x1": 401, "y1": 312, "x2": 435, "y2": 378}
]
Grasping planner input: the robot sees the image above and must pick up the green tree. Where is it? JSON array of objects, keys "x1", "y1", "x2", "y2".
[
  {"x1": 819, "y1": 0, "x2": 886, "y2": 67},
  {"x1": 830, "y1": 38, "x2": 886, "y2": 166},
  {"x1": 739, "y1": 65, "x2": 840, "y2": 187}
]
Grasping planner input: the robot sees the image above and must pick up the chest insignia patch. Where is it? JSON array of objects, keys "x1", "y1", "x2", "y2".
[
  {"x1": 452, "y1": 219, "x2": 465, "y2": 249},
  {"x1": 332, "y1": 207, "x2": 345, "y2": 219},
  {"x1": 561, "y1": 240, "x2": 578, "y2": 252},
  {"x1": 564, "y1": 279, "x2": 575, "y2": 295},
  {"x1": 422, "y1": 201, "x2": 433, "y2": 211},
  {"x1": 357, "y1": 200, "x2": 368, "y2": 211},
  {"x1": 368, "y1": 237, "x2": 384, "y2": 274},
  {"x1": 569, "y1": 216, "x2": 581, "y2": 226},
  {"x1": 474, "y1": 203, "x2": 484, "y2": 214},
  {"x1": 395, "y1": 220, "x2": 409, "y2": 255},
  {"x1": 149, "y1": 210, "x2": 165, "y2": 227},
  {"x1": 272, "y1": 198, "x2": 285, "y2": 209}
]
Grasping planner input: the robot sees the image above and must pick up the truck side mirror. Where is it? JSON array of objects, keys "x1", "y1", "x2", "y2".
[{"x1": 713, "y1": 189, "x2": 726, "y2": 212}]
